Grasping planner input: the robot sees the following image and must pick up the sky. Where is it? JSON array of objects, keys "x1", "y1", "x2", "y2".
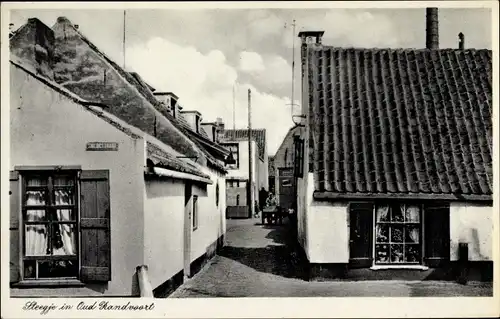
[{"x1": 10, "y1": 6, "x2": 493, "y2": 155}]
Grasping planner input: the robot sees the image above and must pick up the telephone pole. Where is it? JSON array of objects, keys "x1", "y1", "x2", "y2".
[{"x1": 248, "y1": 89, "x2": 254, "y2": 218}]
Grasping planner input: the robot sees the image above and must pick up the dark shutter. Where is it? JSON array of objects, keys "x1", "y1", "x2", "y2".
[
  {"x1": 349, "y1": 202, "x2": 374, "y2": 268},
  {"x1": 424, "y1": 202, "x2": 450, "y2": 267},
  {"x1": 10, "y1": 171, "x2": 20, "y2": 283},
  {"x1": 79, "y1": 170, "x2": 111, "y2": 282}
]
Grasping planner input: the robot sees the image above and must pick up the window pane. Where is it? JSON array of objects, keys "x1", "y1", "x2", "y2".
[
  {"x1": 25, "y1": 190, "x2": 47, "y2": 206},
  {"x1": 38, "y1": 260, "x2": 78, "y2": 278},
  {"x1": 25, "y1": 209, "x2": 46, "y2": 221},
  {"x1": 24, "y1": 260, "x2": 36, "y2": 279},
  {"x1": 391, "y1": 204, "x2": 404, "y2": 222},
  {"x1": 55, "y1": 208, "x2": 76, "y2": 221},
  {"x1": 54, "y1": 176, "x2": 74, "y2": 186},
  {"x1": 405, "y1": 245, "x2": 420, "y2": 263},
  {"x1": 26, "y1": 176, "x2": 47, "y2": 186},
  {"x1": 52, "y1": 224, "x2": 77, "y2": 256},
  {"x1": 376, "y1": 224, "x2": 389, "y2": 243},
  {"x1": 376, "y1": 205, "x2": 389, "y2": 222},
  {"x1": 375, "y1": 244, "x2": 390, "y2": 263},
  {"x1": 405, "y1": 205, "x2": 420, "y2": 222},
  {"x1": 391, "y1": 225, "x2": 404, "y2": 242},
  {"x1": 390, "y1": 244, "x2": 404, "y2": 263},
  {"x1": 405, "y1": 226, "x2": 420, "y2": 243},
  {"x1": 25, "y1": 224, "x2": 49, "y2": 256},
  {"x1": 54, "y1": 189, "x2": 75, "y2": 205}
]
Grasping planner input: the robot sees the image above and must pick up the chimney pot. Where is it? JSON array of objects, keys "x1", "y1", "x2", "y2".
[
  {"x1": 426, "y1": 8, "x2": 439, "y2": 49},
  {"x1": 458, "y1": 32, "x2": 465, "y2": 50}
]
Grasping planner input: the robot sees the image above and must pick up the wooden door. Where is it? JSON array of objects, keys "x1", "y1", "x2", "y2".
[
  {"x1": 183, "y1": 183, "x2": 192, "y2": 278},
  {"x1": 424, "y1": 202, "x2": 450, "y2": 267},
  {"x1": 349, "y1": 202, "x2": 374, "y2": 268}
]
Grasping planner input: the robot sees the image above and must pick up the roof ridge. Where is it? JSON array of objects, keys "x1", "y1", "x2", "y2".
[{"x1": 316, "y1": 46, "x2": 492, "y2": 53}]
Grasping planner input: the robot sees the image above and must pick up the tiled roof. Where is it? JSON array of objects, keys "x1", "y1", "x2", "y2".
[
  {"x1": 11, "y1": 58, "x2": 209, "y2": 180},
  {"x1": 308, "y1": 47, "x2": 492, "y2": 198},
  {"x1": 221, "y1": 129, "x2": 267, "y2": 160},
  {"x1": 146, "y1": 142, "x2": 209, "y2": 179},
  {"x1": 50, "y1": 17, "x2": 226, "y2": 172}
]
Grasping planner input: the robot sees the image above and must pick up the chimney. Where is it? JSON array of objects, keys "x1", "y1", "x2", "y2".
[
  {"x1": 10, "y1": 18, "x2": 55, "y2": 80},
  {"x1": 426, "y1": 8, "x2": 439, "y2": 49},
  {"x1": 298, "y1": 31, "x2": 324, "y2": 81},
  {"x1": 458, "y1": 32, "x2": 465, "y2": 50}
]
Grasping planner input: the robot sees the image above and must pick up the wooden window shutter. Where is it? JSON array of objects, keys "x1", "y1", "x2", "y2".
[
  {"x1": 79, "y1": 170, "x2": 111, "y2": 282},
  {"x1": 9, "y1": 171, "x2": 20, "y2": 283}
]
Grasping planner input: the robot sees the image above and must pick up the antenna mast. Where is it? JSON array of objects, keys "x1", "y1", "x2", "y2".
[
  {"x1": 123, "y1": 10, "x2": 126, "y2": 69},
  {"x1": 291, "y1": 19, "x2": 296, "y2": 117},
  {"x1": 233, "y1": 84, "x2": 236, "y2": 131}
]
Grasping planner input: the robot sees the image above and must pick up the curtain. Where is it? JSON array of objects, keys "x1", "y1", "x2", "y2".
[
  {"x1": 25, "y1": 179, "x2": 48, "y2": 256},
  {"x1": 53, "y1": 186, "x2": 76, "y2": 256},
  {"x1": 405, "y1": 205, "x2": 420, "y2": 222},
  {"x1": 376, "y1": 205, "x2": 389, "y2": 222},
  {"x1": 408, "y1": 227, "x2": 420, "y2": 243}
]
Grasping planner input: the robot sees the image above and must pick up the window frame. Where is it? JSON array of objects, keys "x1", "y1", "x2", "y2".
[
  {"x1": 17, "y1": 167, "x2": 81, "y2": 281},
  {"x1": 192, "y1": 195, "x2": 198, "y2": 231},
  {"x1": 222, "y1": 143, "x2": 239, "y2": 169},
  {"x1": 373, "y1": 202, "x2": 424, "y2": 266}
]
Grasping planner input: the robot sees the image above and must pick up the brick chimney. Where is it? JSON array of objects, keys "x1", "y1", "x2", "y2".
[
  {"x1": 426, "y1": 8, "x2": 439, "y2": 49},
  {"x1": 298, "y1": 31, "x2": 324, "y2": 80},
  {"x1": 10, "y1": 18, "x2": 55, "y2": 80}
]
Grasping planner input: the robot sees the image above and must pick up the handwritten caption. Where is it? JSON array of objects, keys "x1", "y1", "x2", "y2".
[{"x1": 23, "y1": 300, "x2": 155, "y2": 315}]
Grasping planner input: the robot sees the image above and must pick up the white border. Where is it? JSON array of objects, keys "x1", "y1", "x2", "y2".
[{"x1": 1, "y1": 1, "x2": 499, "y2": 318}]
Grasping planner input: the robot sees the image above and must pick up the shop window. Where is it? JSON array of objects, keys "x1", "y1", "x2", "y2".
[
  {"x1": 375, "y1": 204, "x2": 421, "y2": 264},
  {"x1": 9, "y1": 168, "x2": 111, "y2": 284}
]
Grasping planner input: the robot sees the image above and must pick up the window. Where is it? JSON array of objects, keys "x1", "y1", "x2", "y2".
[
  {"x1": 284, "y1": 149, "x2": 288, "y2": 166},
  {"x1": 22, "y1": 173, "x2": 78, "y2": 279},
  {"x1": 9, "y1": 168, "x2": 111, "y2": 284},
  {"x1": 215, "y1": 182, "x2": 219, "y2": 207},
  {"x1": 375, "y1": 204, "x2": 421, "y2": 264},
  {"x1": 192, "y1": 195, "x2": 198, "y2": 231},
  {"x1": 222, "y1": 143, "x2": 239, "y2": 169},
  {"x1": 195, "y1": 115, "x2": 200, "y2": 133},
  {"x1": 236, "y1": 194, "x2": 240, "y2": 206}
]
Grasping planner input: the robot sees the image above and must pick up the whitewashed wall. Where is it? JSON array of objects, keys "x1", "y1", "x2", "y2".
[
  {"x1": 10, "y1": 64, "x2": 145, "y2": 295},
  {"x1": 450, "y1": 202, "x2": 493, "y2": 261},
  {"x1": 143, "y1": 179, "x2": 185, "y2": 290}
]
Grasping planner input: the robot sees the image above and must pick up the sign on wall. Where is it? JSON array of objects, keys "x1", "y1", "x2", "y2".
[{"x1": 86, "y1": 142, "x2": 119, "y2": 151}]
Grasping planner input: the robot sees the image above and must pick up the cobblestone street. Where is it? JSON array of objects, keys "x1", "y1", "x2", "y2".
[{"x1": 169, "y1": 217, "x2": 493, "y2": 298}]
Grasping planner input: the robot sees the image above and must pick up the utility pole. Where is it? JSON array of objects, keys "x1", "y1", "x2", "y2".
[
  {"x1": 123, "y1": 10, "x2": 126, "y2": 69},
  {"x1": 248, "y1": 89, "x2": 254, "y2": 218},
  {"x1": 290, "y1": 19, "x2": 296, "y2": 117},
  {"x1": 233, "y1": 84, "x2": 236, "y2": 132}
]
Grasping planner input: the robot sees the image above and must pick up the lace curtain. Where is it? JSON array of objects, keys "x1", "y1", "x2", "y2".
[{"x1": 25, "y1": 176, "x2": 76, "y2": 256}]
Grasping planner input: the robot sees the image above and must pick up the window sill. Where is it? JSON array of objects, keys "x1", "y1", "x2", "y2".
[
  {"x1": 370, "y1": 265, "x2": 429, "y2": 271},
  {"x1": 11, "y1": 279, "x2": 85, "y2": 288}
]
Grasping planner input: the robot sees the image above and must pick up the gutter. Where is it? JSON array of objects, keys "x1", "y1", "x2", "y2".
[{"x1": 144, "y1": 166, "x2": 213, "y2": 185}]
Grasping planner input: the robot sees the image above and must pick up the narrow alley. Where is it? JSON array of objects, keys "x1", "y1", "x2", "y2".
[{"x1": 169, "y1": 217, "x2": 493, "y2": 298}]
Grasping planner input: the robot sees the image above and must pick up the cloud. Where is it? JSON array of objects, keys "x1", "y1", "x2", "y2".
[
  {"x1": 239, "y1": 51, "x2": 265, "y2": 72},
  {"x1": 239, "y1": 51, "x2": 292, "y2": 89},
  {"x1": 127, "y1": 37, "x2": 295, "y2": 155},
  {"x1": 284, "y1": 9, "x2": 400, "y2": 48}
]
